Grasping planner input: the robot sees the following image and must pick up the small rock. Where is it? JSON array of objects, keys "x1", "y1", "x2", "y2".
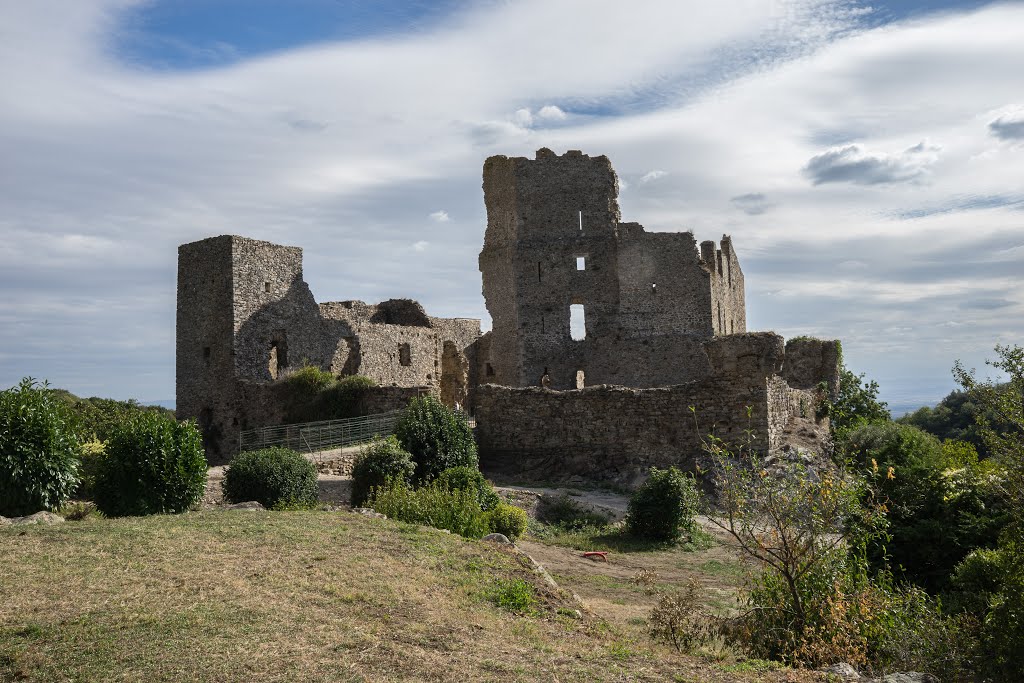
[
  {"x1": 879, "y1": 674, "x2": 939, "y2": 683},
  {"x1": 224, "y1": 501, "x2": 265, "y2": 511},
  {"x1": 351, "y1": 507, "x2": 387, "y2": 519},
  {"x1": 11, "y1": 511, "x2": 65, "y2": 526},
  {"x1": 482, "y1": 533, "x2": 513, "y2": 545},
  {"x1": 0, "y1": 516, "x2": 11, "y2": 526},
  {"x1": 821, "y1": 662, "x2": 861, "y2": 680}
]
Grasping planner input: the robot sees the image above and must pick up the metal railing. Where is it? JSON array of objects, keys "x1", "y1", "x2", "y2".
[{"x1": 238, "y1": 410, "x2": 404, "y2": 454}]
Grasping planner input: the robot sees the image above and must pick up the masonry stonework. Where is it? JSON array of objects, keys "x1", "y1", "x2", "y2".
[
  {"x1": 176, "y1": 149, "x2": 840, "y2": 482},
  {"x1": 177, "y1": 235, "x2": 479, "y2": 463}
]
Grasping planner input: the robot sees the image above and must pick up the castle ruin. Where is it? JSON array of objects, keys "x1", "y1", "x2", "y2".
[{"x1": 176, "y1": 148, "x2": 839, "y2": 481}]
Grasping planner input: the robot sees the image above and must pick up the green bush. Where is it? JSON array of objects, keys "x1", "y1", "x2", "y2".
[
  {"x1": 368, "y1": 479, "x2": 490, "y2": 538},
  {"x1": 842, "y1": 421, "x2": 944, "y2": 471},
  {"x1": 350, "y1": 436, "x2": 415, "y2": 507},
  {"x1": 74, "y1": 439, "x2": 105, "y2": 499},
  {"x1": 280, "y1": 367, "x2": 377, "y2": 423},
  {"x1": 625, "y1": 466, "x2": 699, "y2": 542},
  {"x1": 945, "y1": 548, "x2": 1004, "y2": 616},
  {"x1": 537, "y1": 494, "x2": 612, "y2": 530},
  {"x1": 93, "y1": 412, "x2": 206, "y2": 517},
  {"x1": 487, "y1": 503, "x2": 528, "y2": 540},
  {"x1": 222, "y1": 447, "x2": 318, "y2": 510},
  {"x1": 394, "y1": 395, "x2": 477, "y2": 483},
  {"x1": 434, "y1": 466, "x2": 500, "y2": 511},
  {"x1": 0, "y1": 378, "x2": 81, "y2": 516},
  {"x1": 322, "y1": 375, "x2": 377, "y2": 420}
]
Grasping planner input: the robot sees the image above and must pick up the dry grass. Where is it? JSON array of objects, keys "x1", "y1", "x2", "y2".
[{"x1": 2, "y1": 510, "x2": 825, "y2": 682}]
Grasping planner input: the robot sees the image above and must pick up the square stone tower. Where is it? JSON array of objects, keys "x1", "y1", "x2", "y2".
[{"x1": 479, "y1": 148, "x2": 745, "y2": 390}]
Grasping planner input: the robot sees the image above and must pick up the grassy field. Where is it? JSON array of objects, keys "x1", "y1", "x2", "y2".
[{"x1": 1, "y1": 510, "x2": 825, "y2": 683}]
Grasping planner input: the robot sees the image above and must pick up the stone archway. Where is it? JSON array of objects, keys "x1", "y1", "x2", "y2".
[{"x1": 439, "y1": 341, "x2": 469, "y2": 410}]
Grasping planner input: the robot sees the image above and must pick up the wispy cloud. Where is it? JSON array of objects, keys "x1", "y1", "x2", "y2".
[
  {"x1": 730, "y1": 192, "x2": 773, "y2": 215},
  {"x1": 989, "y1": 106, "x2": 1024, "y2": 140},
  {"x1": 429, "y1": 210, "x2": 450, "y2": 223}
]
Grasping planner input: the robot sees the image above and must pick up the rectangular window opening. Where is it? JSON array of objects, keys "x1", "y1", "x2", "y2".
[
  {"x1": 651, "y1": 283, "x2": 657, "y2": 294},
  {"x1": 578, "y1": 210, "x2": 583, "y2": 232},
  {"x1": 202, "y1": 347, "x2": 211, "y2": 364},
  {"x1": 264, "y1": 282, "x2": 271, "y2": 293},
  {"x1": 575, "y1": 369, "x2": 585, "y2": 389},
  {"x1": 399, "y1": 343, "x2": 412, "y2": 367},
  {"x1": 537, "y1": 261, "x2": 542, "y2": 282},
  {"x1": 485, "y1": 363, "x2": 495, "y2": 377},
  {"x1": 570, "y1": 304, "x2": 586, "y2": 341},
  {"x1": 576, "y1": 256, "x2": 586, "y2": 271}
]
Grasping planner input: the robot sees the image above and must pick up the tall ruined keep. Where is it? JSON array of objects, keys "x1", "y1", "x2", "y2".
[{"x1": 479, "y1": 148, "x2": 745, "y2": 390}]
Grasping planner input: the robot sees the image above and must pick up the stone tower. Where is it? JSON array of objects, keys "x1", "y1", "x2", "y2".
[{"x1": 479, "y1": 148, "x2": 745, "y2": 390}]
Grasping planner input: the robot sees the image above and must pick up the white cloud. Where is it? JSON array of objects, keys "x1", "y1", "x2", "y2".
[
  {"x1": 413, "y1": 240, "x2": 429, "y2": 252},
  {"x1": 640, "y1": 170, "x2": 668, "y2": 183},
  {"x1": 989, "y1": 105, "x2": 1024, "y2": 140},
  {"x1": 537, "y1": 105, "x2": 567, "y2": 121},
  {"x1": 0, "y1": 0, "x2": 1022, "y2": 410},
  {"x1": 802, "y1": 140, "x2": 942, "y2": 185},
  {"x1": 429, "y1": 210, "x2": 450, "y2": 223}
]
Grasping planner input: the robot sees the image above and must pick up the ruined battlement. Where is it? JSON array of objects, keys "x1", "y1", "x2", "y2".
[{"x1": 478, "y1": 148, "x2": 745, "y2": 391}]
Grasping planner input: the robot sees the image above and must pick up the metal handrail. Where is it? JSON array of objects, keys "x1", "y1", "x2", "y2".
[{"x1": 238, "y1": 410, "x2": 405, "y2": 454}]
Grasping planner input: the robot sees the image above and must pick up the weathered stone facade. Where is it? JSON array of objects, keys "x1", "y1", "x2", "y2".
[
  {"x1": 475, "y1": 334, "x2": 839, "y2": 485},
  {"x1": 175, "y1": 149, "x2": 840, "y2": 481},
  {"x1": 176, "y1": 235, "x2": 479, "y2": 463},
  {"x1": 478, "y1": 148, "x2": 745, "y2": 391}
]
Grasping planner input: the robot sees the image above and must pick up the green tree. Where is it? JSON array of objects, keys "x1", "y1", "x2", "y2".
[
  {"x1": 831, "y1": 368, "x2": 891, "y2": 433},
  {"x1": 394, "y1": 395, "x2": 477, "y2": 483},
  {"x1": 0, "y1": 378, "x2": 81, "y2": 516}
]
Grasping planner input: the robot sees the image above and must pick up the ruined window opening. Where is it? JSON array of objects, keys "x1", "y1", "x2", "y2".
[
  {"x1": 570, "y1": 304, "x2": 586, "y2": 341},
  {"x1": 399, "y1": 343, "x2": 412, "y2": 367},
  {"x1": 485, "y1": 363, "x2": 495, "y2": 377},
  {"x1": 264, "y1": 282, "x2": 271, "y2": 293},
  {"x1": 576, "y1": 256, "x2": 586, "y2": 271},
  {"x1": 578, "y1": 210, "x2": 583, "y2": 232},
  {"x1": 537, "y1": 261, "x2": 542, "y2": 282},
  {"x1": 269, "y1": 331, "x2": 288, "y2": 380},
  {"x1": 576, "y1": 370, "x2": 585, "y2": 389},
  {"x1": 651, "y1": 283, "x2": 657, "y2": 294},
  {"x1": 203, "y1": 347, "x2": 211, "y2": 365}
]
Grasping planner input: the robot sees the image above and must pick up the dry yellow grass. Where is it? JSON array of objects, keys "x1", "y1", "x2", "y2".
[{"x1": 1, "y1": 510, "x2": 826, "y2": 682}]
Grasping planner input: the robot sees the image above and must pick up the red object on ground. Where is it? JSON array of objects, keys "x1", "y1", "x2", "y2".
[{"x1": 582, "y1": 551, "x2": 609, "y2": 562}]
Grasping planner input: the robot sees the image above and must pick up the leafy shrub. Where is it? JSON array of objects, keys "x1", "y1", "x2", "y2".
[
  {"x1": 323, "y1": 375, "x2": 377, "y2": 420},
  {"x1": 52, "y1": 391, "x2": 175, "y2": 442},
  {"x1": 395, "y1": 395, "x2": 477, "y2": 482},
  {"x1": 842, "y1": 421, "x2": 944, "y2": 471},
  {"x1": 350, "y1": 436, "x2": 415, "y2": 507},
  {"x1": 74, "y1": 439, "x2": 105, "y2": 499},
  {"x1": 59, "y1": 501, "x2": 98, "y2": 521},
  {"x1": 488, "y1": 578, "x2": 536, "y2": 614},
  {"x1": 537, "y1": 494, "x2": 612, "y2": 530},
  {"x1": 649, "y1": 578, "x2": 717, "y2": 653},
  {"x1": 435, "y1": 466, "x2": 500, "y2": 511},
  {"x1": 368, "y1": 479, "x2": 489, "y2": 538},
  {"x1": 93, "y1": 412, "x2": 207, "y2": 517},
  {"x1": 222, "y1": 447, "x2": 318, "y2": 510},
  {"x1": 486, "y1": 503, "x2": 528, "y2": 540},
  {"x1": 625, "y1": 466, "x2": 699, "y2": 542},
  {"x1": 945, "y1": 548, "x2": 1003, "y2": 616},
  {"x1": 0, "y1": 378, "x2": 81, "y2": 516}
]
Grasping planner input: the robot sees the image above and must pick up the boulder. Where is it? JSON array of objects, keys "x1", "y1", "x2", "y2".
[
  {"x1": 821, "y1": 663, "x2": 861, "y2": 680},
  {"x1": 482, "y1": 533, "x2": 513, "y2": 545},
  {"x1": 10, "y1": 511, "x2": 65, "y2": 526}
]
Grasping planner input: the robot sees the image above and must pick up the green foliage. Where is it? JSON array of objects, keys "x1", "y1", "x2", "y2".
[
  {"x1": 222, "y1": 447, "x2": 318, "y2": 510},
  {"x1": 394, "y1": 395, "x2": 478, "y2": 483},
  {"x1": 349, "y1": 436, "x2": 415, "y2": 508},
  {"x1": 536, "y1": 494, "x2": 612, "y2": 530},
  {"x1": 280, "y1": 367, "x2": 377, "y2": 423},
  {"x1": 487, "y1": 578, "x2": 536, "y2": 614},
  {"x1": 0, "y1": 378, "x2": 81, "y2": 516},
  {"x1": 367, "y1": 479, "x2": 490, "y2": 538},
  {"x1": 945, "y1": 548, "x2": 1004, "y2": 616},
  {"x1": 844, "y1": 421, "x2": 1009, "y2": 592},
  {"x1": 975, "y1": 526, "x2": 1024, "y2": 680},
  {"x1": 899, "y1": 386, "x2": 1017, "y2": 459},
  {"x1": 624, "y1": 466, "x2": 699, "y2": 542},
  {"x1": 93, "y1": 412, "x2": 207, "y2": 517},
  {"x1": 50, "y1": 390, "x2": 175, "y2": 442},
  {"x1": 486, "y1": 503, "x2": 528, "y2": 540},
  {"x1": 59, "y1": 500, "x2": 99, "y2": 521},
  {"x1": 434, "y1": 465, "x2": 500, "y2": 511},
  {"x1": 74, "y1": 439, "x2": 105, "y2": 499},
  {"x1": 831, "y1": 368, "x2": 891, "y2": 433}
]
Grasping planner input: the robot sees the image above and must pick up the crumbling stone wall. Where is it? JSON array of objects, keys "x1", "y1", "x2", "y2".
[
  {"x1": 479, "y1": 149, "x2": 746, "y2": 391},
  {"x1": 475, "y1": 333, "x2": 832, "y2": 485},
  {"x1": 176, "y1": 235, "x2": 480, "y2": 462}
]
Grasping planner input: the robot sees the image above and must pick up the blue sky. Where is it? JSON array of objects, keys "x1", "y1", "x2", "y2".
[{"x1": 1, "y1": 0, "x2": 1022, "y2": 414}]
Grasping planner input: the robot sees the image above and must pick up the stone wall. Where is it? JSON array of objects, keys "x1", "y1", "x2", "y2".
[
  {"x1": 478, "y1": 148, "x2": 747, "y2": 392},
  {"x1": 177, "y1": 235, "x2": 481, "y2": 462},
  {"x1": 475, "y1": 333, "x2": 831, "y2": 486}
]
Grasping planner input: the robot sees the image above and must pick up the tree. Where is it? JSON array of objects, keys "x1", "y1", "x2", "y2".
[{"x1": 831, "y1": 368, "x2": 891, "y2": 433}]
